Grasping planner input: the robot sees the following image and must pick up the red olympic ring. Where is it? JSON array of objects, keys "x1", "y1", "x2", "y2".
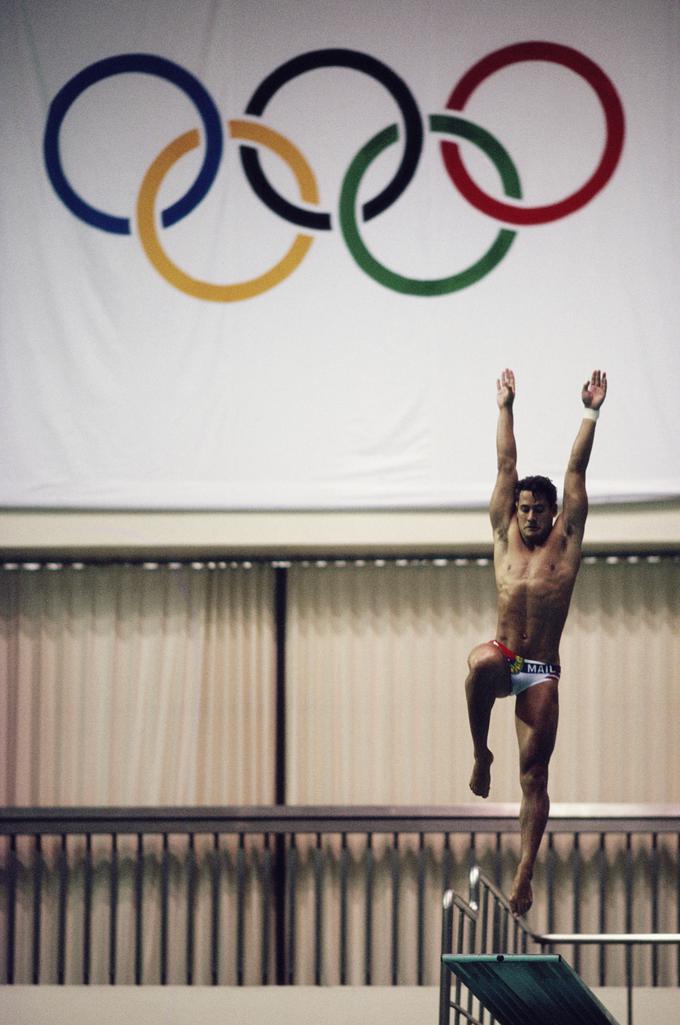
[{"x1": 442, "y1": 41, "x2": 625, "y2": 225}]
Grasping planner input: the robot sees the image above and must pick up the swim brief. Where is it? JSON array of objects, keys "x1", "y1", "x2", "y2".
[{"x1": 491, "y1": 640, "x2": 561, "y2": 696}]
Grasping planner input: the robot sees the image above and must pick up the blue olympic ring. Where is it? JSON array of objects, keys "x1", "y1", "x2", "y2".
[{"x1": 43, "y1": 53, "x2": 223, "y2": 235}]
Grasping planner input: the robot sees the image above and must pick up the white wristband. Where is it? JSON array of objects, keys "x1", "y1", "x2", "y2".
[{"x1": 583, "y1": 408, "x2": 600, "y2": 422}]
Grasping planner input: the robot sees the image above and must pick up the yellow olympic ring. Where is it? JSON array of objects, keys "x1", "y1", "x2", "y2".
[{"x1": 136, "y1": 120, "x2": 319, "y2": 301}]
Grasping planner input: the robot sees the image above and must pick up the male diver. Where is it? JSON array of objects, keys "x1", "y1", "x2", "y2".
[{"x1": 465, "y1": 368, "x2": 607, "y2": 914}]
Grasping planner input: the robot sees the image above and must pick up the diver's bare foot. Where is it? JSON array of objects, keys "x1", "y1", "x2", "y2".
[
  {"x1": 509, "y1": 868, "x2": 533, "y2": 916},
  {"x1": 469, "y1": 750, "x2": 493, "y2": 798}
]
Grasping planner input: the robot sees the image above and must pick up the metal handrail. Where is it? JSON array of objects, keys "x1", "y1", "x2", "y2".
[
  {"x1": 440, "y1": 866, "x2": 680, "y2": 1025},
  {"x1": 470, "y1": 865, "x2": 680, "y2": 945},
  {"x1": 3, "y1": 802, "x2": 680, "y2": 834}
]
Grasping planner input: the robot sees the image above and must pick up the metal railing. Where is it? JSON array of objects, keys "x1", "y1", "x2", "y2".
[
  {"x1": 2, "y1": 804, "x2": 680, "y2": 987},
  {"x1": 439, "y1": 866, "x2": 680, "y2": 1025}
]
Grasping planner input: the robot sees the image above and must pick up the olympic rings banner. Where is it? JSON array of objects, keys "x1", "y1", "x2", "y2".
[{"x1": 2, "y1": 1, "x2": 679, "y2": 509}]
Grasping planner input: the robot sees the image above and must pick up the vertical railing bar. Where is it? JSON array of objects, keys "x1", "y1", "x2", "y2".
[
  {"x1": 492, "y1": 892, "x2": 500, "y2": 953},
  {"x1": 365, "y1": 833, "x2": 374, "y2": 985},
  {"x1": 456, "y1": 901, "x2": 465, "y2": 950},
  {"x1": 236, "y1": 832, "x2": 246, "y2": 986},
  {"x1": 83, "y1": 833, "x2": 92, "y2": 986},
  {"x1": 186, "y1": 832, "x2": 196, "y2": 985},
  {"x1": 467, "y1": 908, "x2": 477, "y2": 1022},
  {"x1": 211, "y1": 832, "x2": 220, "y2": 987},
  {"x1": 273, "y1": 565, "x2": 287, "y2": 987},
  {"x1": 274, "y1": 832, "x2": 286, "y2": 985},
  {"x1": 625, "y1": 832, "x2": 633, "y2": 1013},
  {"x1": 547, "y1": 831, "x2": 555, "y2": 952},
  {"x1": 572, "y1": 831, "x2": 581, "y2": 975},
  {"x1": 287, "y1": 833, "x2": 297, "y2": 985},
  {"x1": 598, "y1": 833, "x2": 606, "y2": 987},
  {"x1": 391, "y1": 832, "x2": 400, "y2": 986},
  {"x1": 57, "y1": 834, "x2": 68, "y2": 985},
  {"x1": 494, "y1": 833, "x2": 502, "y2": 891},
  {"x1": 438, "y1": 893, "x2": 453, "y2": 1025},
  {"x1": 134, "y1": 833, "x2": 143, "y2": 986},
  {"x1": 490, "y1": 894, "x2": 498, "y2": 1024},
  {"x1": 32, "y1": 834, "x2": 43, "y2": 985},
  {"x1": 480, "y1": 885, "x2": 489, "y2": 954},
  {"x1": 454, "y1": 907, "x2": 464, "y2": 1025},
  {"x1": 651, "y1": 832, "x2": 659, "y2": 987},
  {"x1": 262, "y1": 833, "x2": 272, "y2": 986},
  {"x1": 467, "y1": 914, "x2": 477, "y2": 1025},
  {"x1": 442, "y1": 832, "x2": 451, "y2": 894},
  {"x1": 417, "y1": 832, "x2": 426, "y2": 986},
  {"x1": 339, "y1": 832, "x2": 348, "y2": 985},
  {"x1": 6, "y1": 834, "x2": 17, "y2": 984},
  {"x1": 314, "y1": 832, "x2": 323, "y2": 986},
  {"x1": 160, "y1": 833, "x2": 169, "y2": 986},
  {"x1": 109, "y1": 833, "x2": 118, "y2": 986},
  {"x1": 677, "y1": 833, "x2": 680, "y2": 987}
]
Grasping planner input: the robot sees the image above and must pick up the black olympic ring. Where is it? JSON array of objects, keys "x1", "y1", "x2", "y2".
[{"x1": 241, "y1": 48, "x2": 423, "y2": 231}]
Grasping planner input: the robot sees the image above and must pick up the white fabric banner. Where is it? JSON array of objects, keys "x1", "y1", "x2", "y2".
[{"x1": 1, "y1": 0, "x2": 679, "y2": 509}]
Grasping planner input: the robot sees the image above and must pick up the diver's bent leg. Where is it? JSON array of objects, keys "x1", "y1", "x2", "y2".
[{"x1": 465, "y1": 643, "x2": 511, "y2": 798}]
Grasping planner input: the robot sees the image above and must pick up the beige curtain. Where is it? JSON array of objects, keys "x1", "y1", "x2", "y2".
[
  {"x1": 0, "y1": 563, "x2": 276, "y2": 806},
  {"x1": 286, "y1": 556, "x2": 680, "y2": 805},
  {"x1": 3, "y1": 556, "x2": 678, "y2": 808}
]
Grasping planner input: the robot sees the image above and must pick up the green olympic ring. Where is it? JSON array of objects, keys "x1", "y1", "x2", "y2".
[{"x1": 339, "y1": 114, "x2": 521, "y2": 296}]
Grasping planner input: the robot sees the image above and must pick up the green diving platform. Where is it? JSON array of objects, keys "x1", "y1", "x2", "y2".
[{"x1": 442, "y1": 954, "x2": 620, "y2": 1025}]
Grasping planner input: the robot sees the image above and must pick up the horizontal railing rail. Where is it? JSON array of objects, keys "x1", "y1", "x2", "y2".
[
  {"x1": 4, "y1": 803, "x2": 680, "y2": 834},
  {"x1": 3, "y1": 805, "x2": 680, "y2": 989}
]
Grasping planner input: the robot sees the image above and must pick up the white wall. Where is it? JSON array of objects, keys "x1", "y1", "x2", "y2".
[{"x1": 1, "y1": 501, "x2": 679, "y2": 558}]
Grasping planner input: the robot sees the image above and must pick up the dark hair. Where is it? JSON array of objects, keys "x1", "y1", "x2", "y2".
[{"x1": 515, "y1": 475, "x2": 558, "y2": 508}]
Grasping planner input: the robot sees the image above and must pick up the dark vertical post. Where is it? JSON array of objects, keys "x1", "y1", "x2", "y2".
[
  {"x1": 274, "y1": 566, "x2": 288, "y2": 984},
  {"x1": 547, "y1": 832, "x2": 555, "y2": 951},
  {"x1": 651, "y1": 832, "x2": 659, "y2": 987},
  {"x1": 160, "y1": 834, "x2": 168, "y2": 986},
  {"x1": 391, "y1": 832, "x2": 400, "y2": 986},
  {"x1": 677, "y1": 833, "x2": 680, "y2": 986},
  {"x1": 438, "y1": 893, "x2": 453, "y2": 1025},
  {"x1": 110, "y1": 834, "x2": 118, "y2": 986},
  {"x1": 417, "y1": 833, "x2": 426, "y2": 985},
  {"x1": 442, "y1": 833, "x2": 451, "y2": 895},
  {"x1": 211, "y1": 832, "x2": 220, "y2": 987},
  {"x1": 494, "y1": 833, "x2": 502, "y2": 890},
  {"x1": 6, "y1": 834, "x2": 17, "y2": 984},
  {"x1": 57, "y1": 835, "x2": 68, "y2": 985},
  {"x1": 236, "y1": 833, "x2": 246, "y2": 986},
  {"x1": 339, "y1": 832, "x2": 348, "y2": 985},
  {"x1": 364, "y1": 833, "x2": 374, "y2": 985},
  {"x1": 598, "y1": 833, "x2": 606, "y2": 986},
  {"x1": 572, "y1": 832, "x2": 581, "y2": 974},
  {"x1": 625, "y1": 833, "x2": 633, "y2": 1018},
  {"x1": 314, "y1": 833, "x2": 323, "y2": 985},
  {"x1": 287, "y1": 833, "x2": 297, "y2": 985},
  {"x1": 32, "y1": 834, "x2": 42, "y2": 985},
  {"x1": 262, "y1": 833, "x2": 272, "y2": 984},
  {"x1": 186, "y1": 833, "x2": 195, "y2": 985},
  {"x1": 134, "y1": 833, "x2": 144, "y2": 985},
  {"x1": 83, "y1": 833, "x2": 92, "y2": 985}
]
